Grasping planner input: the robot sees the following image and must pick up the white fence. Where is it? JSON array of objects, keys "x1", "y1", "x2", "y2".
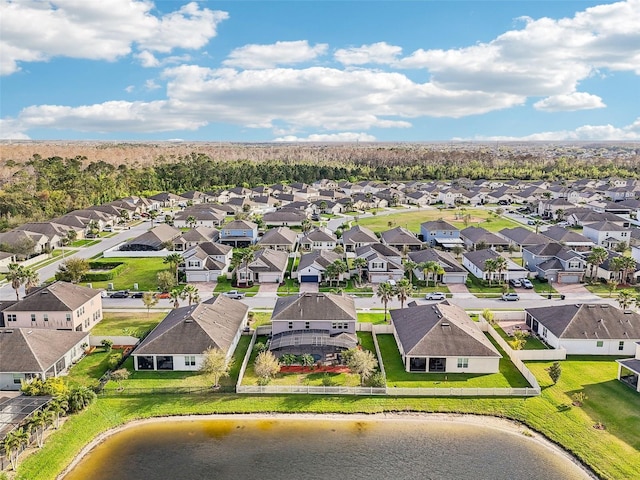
[
  {"x1": 387, "y1": 387, "x2": 539, "y2": 397},
  {"x1": 90, "y1": 335, "x2": 140, "y2": 346},
  {"x1": 103, "y1": 243, "x2": 170, "y2": 258},
  {"x1": 20, "y1": 253, "x2": 49, "y2": 267},
  {"x1": 236, "y1": 385, "x2": 386, "y2": 395},
  {"x1": 514, "y1": 349, "x2": 566, "y2": 361},
  {"x1": 236, "y1": 330, "x2": 258, "y2": 392}
]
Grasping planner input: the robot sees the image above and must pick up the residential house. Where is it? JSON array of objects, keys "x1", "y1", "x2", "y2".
[
  {"x1": 407, "y1": 249, "x2": 468, "y2": 284},
  {"x1": 148, "y1": 192, "x2": 186, "y2": 208},
  {"x1": 617, "y1": 342, "x2": 640, "y2": 393},
  {"x1": 391, "y1": 302, "x2": 501, "y2": 373},
  {"x1": 269, "y1": 293, "x2": 358, "y2": 361},
  {"x1": 538, "y1": 198, "x2": 575, "y2": 220},
  {"x1": 181, "y1": 242, "x2": 233, "y2": 282},
  {"x1": 1, "y1": 281, "x2": 103, "y2": 332},
  {"x1": 172, "y1": 208, "x2": 225, "y2": 228},
  {"x1": 219, "y1": 220, "x2": 259, "y2": 247},
  {"x1": 406, "y1": 191, "x2": 432, "y2": 207},
  {"x1": 420, "y1": 220, "x2": 463, "y2": 249},
  {"x1": 541, "y1": 226, "x2": 595, "y2": 252},
  {"x1": 258, "y1": 227, "x2": 298, "y2": 252},
  {"x1": 0, "y1": 328, "x2": 89, "y2": 390},
  {"x1": 120, "y1": 224, "x2": 181, "y2": 251},
  {"x1": 525, "y1": 304, "x2": 640, "y2": 355},
  {"x1": 341, "y1": 225, "x2": 379, "y2": 254},
  {"x1": 565, "y1": 209, "x2": 627, "y2": 227},
  {"x1": 0, "y1": 230, "x2": 49, "y2": 258},
  {"x1": 355, "y1": 243, "x2": 404, "y2": 284},
  {"x1": 582, "y1": 221, "x2": 631, "y2": 249},
  {"x1": 300, "y1": 228, "x2": 338, "y2": 252},
  {"x1": 497, "y1": 227, "x2": 550, "y2": 252},
  {"x1": 522, "y1": 243, "x2": 586, "y2": 283},
  {"x1": 460, "y1": 226, "x2": 510, "y2": 251},
  {"x1": 263, "y1": 208, "x2": 308, "y2": 227},
  {"x1": 380, "y1": 226, "x2": 423, "y2": 252},
  {"x1": 462, "y1": 249, "x2": 527, "y2": 282},
  {"x1": 132, "y1": 296, "x2": 248, "y2": 371},
  {"x1": 179, "y1": 190, "x2": 210, "y2": 204},
  {"x1": 0, "y1": 251, "x2": 15, "y2": 273},
  {"x1": 173, "y1": 227, "x2": 219, "y2": 252},
  {"x1": 297, "y1": 250, "x2": 344, "y2": 283},
  {"x1": 235, "y1": 248, "x2": 288, "y2": 284},
  {"x1": 594, "y1": 250, "x2": 640, "y2": 283}
]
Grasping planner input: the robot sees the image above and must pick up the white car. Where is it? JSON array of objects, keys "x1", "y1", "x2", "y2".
[{"x1": 425, "y1": 292, "x2": 446, "y2": 300}]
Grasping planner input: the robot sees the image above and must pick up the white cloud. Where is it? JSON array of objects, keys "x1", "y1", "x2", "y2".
[
  {"x1": 0, "y1": 118, "x2": 31, "y2": 140},
  {"x1": 145, "y1": 79, "x2": 161, "y2": 90},
  {"x1": 136, "y1": 50, "x2": 160, "y2": 68},
  {"x1": 273, "y1": 132, "x2": 377, "y2": 142},
  {"x1": 0, "y1": 0, "x2": 228, "y2": 75},
  {"x1": 397, "y1": 0, "x2": 640, "y2": 97},
  {"x1": 125, "y1": 85, "x2": 135, "y2": 93},
  {"x1": 223, "y1": 41, "x2": 328, "y2": 69},
  {"x1": 464, "y1": 117, "x2": 640, "y2": 141},
  {"x1": 533, "y1": 92, "x2": 606, "y2": 112},
  {"x1": 334, "y1": 42, "x2": 402, "y2": 65}
]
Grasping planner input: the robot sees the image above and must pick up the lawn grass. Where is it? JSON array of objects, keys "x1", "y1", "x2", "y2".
[
  {"x1": 357, "y1": 208, "x2": 523, "y2": 234},
  {"x1": 357, "y1": 331, "x2": 376, "y2": 354},
  {"x1": 248, "y1": 311, "x2": 272, "y2": 327},
  {"x1": 585, "y1": 282, "x2": 636, "y2": 297},
  {"x1": 357, "y1": 312, "x2": 388, "y2": 324},
  {"x1": 17, "y1": 354, "x2": 640, "y2": 480},
  {"x1": 277, "y1": 278, "x2": 300, "y2": 294},
  {"x1": 70, "y1": 239, "x2": 101, "y2": 247},
  {"x1": 465, "y1": 273, "x2": 510, "y2": 295},
  {"x1": 64, "y1": 348, "x2": 119, "y2": 389},
  {"x1": 85, "y1": 257, "x2": 169, "y2": 291},
  {"x1": 214, "y1": 277, "x2": 260, "y2": 295},
  {"x1": 90, "y1": 311, "x2": 168, "y2": 336},
  {"x1": 377, "y1": 334, "x2": 529, "y2": 388},
  {"x1": 493, "y1": 324, "x2": 549, "y2": 350},
  {"x1": 319, "y1": 279, "x2": 373, "y2": 293}
]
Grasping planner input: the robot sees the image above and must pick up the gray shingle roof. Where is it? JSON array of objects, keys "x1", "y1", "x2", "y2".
[
  {"x1": 460, "y1": 226, "x2": 509, "y2": 245},
  {"x1": 0, "y1": 328, "x2": 88, "y2": 372},
  {"x1": 407, "y1": 249, "x2": 466, "y2": 273},
  {"x1": 4, "y1": 281, "x2": 101, "y2": 312},
  {"x1": 298, "y1": 250, "x2": 342, "y2": 271},
  {"x1": 301, "y1": 228, "x2": 337, "y2": 243},
  {"x1": 526, "y1": 304, "x2": 640, "y2": 340},
  {"x1": 420, "y1": 220, "x2": 457, "y2": 231},
  {"x1": 542, "y1": 226, "x2": 593, "y2": 244},
  {"x1": 342, "y1": 225, "x2": 378, "y2": 245},
  {"x1": 498, "y1": 227, "x2": 549, "y2": 245},
  {"x1": 391, "y1": 302, "x2": 501, "y2": 357},
  {"x1": 122, "y1": 224, "x2": 181, "y2": 250},
  {"x1": 258, "y1": 227, "x2": 298, "y2": 246},
  {"x1": 380, "y1": 227, "x2": 422, "y2": 246},
  {"x1": 133, "y1": 296, "x2": 248, "y2": 355},
  {"x1": 271, "y1": 293, "x2": 357, "y2": 322}
]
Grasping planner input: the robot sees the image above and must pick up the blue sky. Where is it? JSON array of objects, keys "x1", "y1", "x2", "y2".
[{"x1": 1, "y1": 0, "x2": 639, "y2": 142}]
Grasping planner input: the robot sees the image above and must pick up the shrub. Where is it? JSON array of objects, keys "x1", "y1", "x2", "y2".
[
  {"x1": 321, "y1": 374, "x2": 335, "y2": 387},
  {"x1": 280, "y1": 354, "x2": 297, "y2": 366},
  {"x1": 82, "y1": 262, "x2": 126, "y2": 281},
  {"x1": 547, "y1": 362, "x2": 562, "y2": 384},
  {"x1": 253, "y1": 342, "x2": 267, "y2": 355},
  {"x1": 108, "y1": 352, "x2": 123, "y2": 369},
  {"x1": 368, "y1": 371, "x2": 386, "y2": 388},
  {"x1": 299, "y1": 354, "x2": 315, "y2": 367},
  {"x1": 101, "y1": 339, "x2": 113, "y2": 352}
]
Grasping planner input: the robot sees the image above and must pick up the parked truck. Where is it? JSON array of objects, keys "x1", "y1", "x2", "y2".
[{"x1": 222, "y1": 290, "x2": 246, "y2": 299}]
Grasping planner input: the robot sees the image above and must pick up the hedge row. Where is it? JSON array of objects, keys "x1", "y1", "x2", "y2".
[{"x1": 82, "y1": 262, "x2": 126, "y2": 281}]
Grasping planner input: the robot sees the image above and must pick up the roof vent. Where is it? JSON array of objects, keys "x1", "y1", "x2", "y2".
[
  {"x1": 624, "y1": 311, "x2": 633, "y2": 314},
  {"x1": 587, "y1": 305, "x2": 596, "y2": 308},
  {"x1": 441, "y1": 322, "x2": 450, "y2": 327},
  {"x1": 600, "y1": 304, "x2": 609, "y2": 308},
  {"x1": 185, "y1": 318, "x2": 193, "y2": 323}
]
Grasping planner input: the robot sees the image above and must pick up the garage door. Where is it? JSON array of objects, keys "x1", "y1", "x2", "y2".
[
  {"x1": 560, "y1": 275, "x2": 580, "y2": 284},
  {"x1": 300, "y1": 275, "x2": 319, "y2": 283}
]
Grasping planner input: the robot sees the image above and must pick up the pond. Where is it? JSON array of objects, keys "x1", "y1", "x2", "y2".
[{"x1": 63, "y1": 415, "x2": 593, "y2": 480}]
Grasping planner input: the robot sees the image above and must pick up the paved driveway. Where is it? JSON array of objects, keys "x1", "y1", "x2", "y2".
[
  {"x1": 552, "y1": 283, "x2": 593, "y2": 295},
  {"x1": 257, "y1": 283, "x2": 279, "y2": 296},
  {"x1": 447, "y1": 283, "x2": 470, "y2": 294},
  {"x1": 299, "y1": 282, "x2": 319, "y2": 293}
]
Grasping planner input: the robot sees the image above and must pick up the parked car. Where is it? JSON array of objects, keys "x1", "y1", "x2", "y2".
[
  {"x1": 501, "y1": 293, "x2": 520, "y2": 301},
  {"x1": 311, "y1": 213, "x2": 320, "y2": 221},
  {"x1": 109, "y1": 290, "x2": 129, "y2": 298},
  {"x1": 222, "y1": 290, "x2": 246, "y2": 299},
  {"x1": 425, "y1": 291, "x2": 446, "y2": 300},
  {"x1": 155, "y1": 292, "x2": 171, "y2": 299},
  {"x1": 131, "y1": 291, "x2": 145, "y2": 298},
  {"x1": 509, "y1": 278, "x2": 522, "y2": 288},
  {"x1": 520, "y1": 278, "x2": 534, "y2": 289},
  {"x1": 527, "y1": 219, "x2": 536, "y2": 225}
]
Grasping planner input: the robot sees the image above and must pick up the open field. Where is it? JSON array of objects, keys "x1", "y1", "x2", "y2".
[
  {"x1": 90, "y1": 311, "x2": 168, "y2": 336},
  {"x1": 357, "y1": 208, "x2": 525, "y2": 234},
  {"x1": 84, "y1": 257, "x2": 169, "y2": 291}
]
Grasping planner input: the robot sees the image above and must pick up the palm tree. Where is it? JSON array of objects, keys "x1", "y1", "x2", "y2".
[
  {"x1": 182, "y1": 284, "x2": 200, "y2": 305},
  {"x1": 3, "y1": 427, "x2": 29, "y2": 470},
  {"x1": 609, "y1": 256, "x2": 626, "y2": 283},
  {"x1": 619, "y1": 256, "x2": 637, "y2": 285},
  {"x1": 66, "y1": 386, "x2": 96, "y2": 413},
  {"x1": 148, "y1": 209, "x2": 159, "y2": 227},
  {"x1": 331, "y1": 259, "x2": 348, "y2": 287},
  {"x1": 493, "y1": 256, "x2": 508, "y2": 285},
  {"x1": 47, "y1": 396, "x2": 69, "y2": 429},
  {"x1": 484, "y1": 258, "x2": 497, "y2": 286},
  {"x1": 403, "y1": 259, "x2": 417, "y2": 285},
  {"x1": 6, "y1": 263, "x2": 26, "y2": 301},
  {"x1": 451, "y1": 245, "x2": 464, "y2": 259},
  {"x1": 533, "y1": 219, "x2": 543, "y2": 234},
  {"x1": 395, "y1": 278, "x2": 413, "y2": 309},
  {"x1": 377, "y1": 282, "x2": 395, "y2": 323},
  {"x1": 418, "y1": 261, "x2": 438, "y2": 287},
  {"x1": 353, "y1": 257, "x2": 367, "y2": 284},
  {"x1": 28, "y1": 410, "x2": 47, "y2": 448},
  {"x1": 23, "y1": 267, "x2": 39, "y2": 294},
  {"x1": 163, "y1": 253, "x2": 183, "y2": 284},
  {"x1": 301, "y1": 219, "x2": 312, "y2": 234},
  {"x1": 169, "y1": 288, "x2": 183, "y2": 309},
  {"x1": 617, "y1": 290, "x2": 635, "y2": 310},
  {"x1": 239, "y1": 246, "x2": 257, "y2": 286},
  {"x1": 187, "y1": 215, "x2": 197, "y2": 229},
  {"x1": 586, "y1": 247, "x2": 608, "y2": 283}
]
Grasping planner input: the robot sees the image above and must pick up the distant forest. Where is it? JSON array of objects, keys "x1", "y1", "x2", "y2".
[{"x1": 0, "y1": 143, "x2": 639, "y2": 230}]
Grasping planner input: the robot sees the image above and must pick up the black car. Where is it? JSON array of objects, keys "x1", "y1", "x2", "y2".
[
  {"x1": 311, "y1": 213, "x2": 320, "y2": 221},
  {"x1": 130, "y1": 292, "x2": 145, "y2": 298},
  {"x1": 109, "y1": 291, "x2": 129, "y2": 298}
]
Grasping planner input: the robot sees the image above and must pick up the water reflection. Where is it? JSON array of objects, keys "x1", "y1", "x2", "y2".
[{"x1": 64, "y1": 417, "x2": 592, "y2": 480}]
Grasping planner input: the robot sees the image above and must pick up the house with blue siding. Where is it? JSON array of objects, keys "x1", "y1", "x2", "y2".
[
  {"x1": 219, "y1": 220, "x2": 258, "y2": 247},
  {"x1": 420, "y1": 220, "x2": 463, "y2": 249}
]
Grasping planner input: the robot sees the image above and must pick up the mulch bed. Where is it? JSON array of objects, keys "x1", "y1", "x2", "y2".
[{"x1": 280, "y1": 365, "x2": 351, "y2": 374}]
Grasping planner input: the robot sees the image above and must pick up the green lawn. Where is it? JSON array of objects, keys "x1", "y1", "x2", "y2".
[
  {"x1": 357, "y1": 312, "x2": 388, "y2": 324},
  {"x1": 319, "y1": 279, "x2": 373, "y2": 293},
  {"x1": 84, "y1": 257, "x2": 169, "y2": 291},
  {"x1": 214, "y1": 277, "x2": 260, "y2": 295},
  {"x1": 64, "y1": 348, "x2": 123, "y2": 389},
  {"x1": 248, "y1": 311, "x2": 272, "y2": 327},
  {"x1": 494, "y1": 324, "x2": 549, "y2": 350},
  {"x1": 357, "y1": 208, "x2": 524, "y2": 234},
  {"x1": 357, "y1": 331, "x2": 376, "y2": 354},
  {"x1": 90, "y1": 311, "x2": 168, "y2": 336},
  {"x1": 17, "y1": 354, "x2": 640, "y2": 480},
  {"x1": 70, "y1": 239, "x2": 101, "y2": 247},
  {"x1": 466, "y1": 273, "x2": 510, "y2": 295},
  {"x1": 585, "y1": 282, "x2": 636, "y2": 297},
  {"x1": 277, "y1": 278, "x2": 300, "y2": 294},
  {"x1": 531, "y1": 278, "x2": 558, "y2": 294},
  {"x1": 377, "y1": 334, "x2": 530, "y2": 388}
]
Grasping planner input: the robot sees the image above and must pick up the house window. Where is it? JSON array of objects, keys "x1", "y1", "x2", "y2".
[
  {"x1": 371, "y1": 262, "x2": 384, "y2": 269},
  {"x1": 188, "y1": 260, "x2": 200, "y2": 268},
  {"x1": 618, "y1": 341, "x2": 624, "y2": 351},
  {"x1": 31, "y1": 314, "x2": 36, "y2": 322},
  {"x1": 7, "y1": 314, "x2": 16, "y2": 322},
  {"x1": 13, "y1": 374, "x2": 22, "y2": 385},
  {"x1": 43, "y1": 314, "x2": 48, "y2": 322},
  {"x1": 66, "y1": 313, "x2": 72, "y2": 322},
  {"x1": 305, "y1": 322, "x2": 310, "y2": 329},
  {"x1": 185, "y1": 356, "x2": 196, "y2": 366},
  {"x1": 288, "y1": 321, "x2": 293, "y2": 330},
  {"x1": 457, "y1": 358, "x2": 469, "y2": 369},
  {"x1": 542, "y1": 327, "x2": 547, "y2": 337},
  {"x1": 596, "y1": 341, "x2": 604, "y2": 348}
]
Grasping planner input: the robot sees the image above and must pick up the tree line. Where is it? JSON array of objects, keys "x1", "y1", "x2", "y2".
[{"x1": 0, "y1": 150, "x2": 638, "y2": 231}]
